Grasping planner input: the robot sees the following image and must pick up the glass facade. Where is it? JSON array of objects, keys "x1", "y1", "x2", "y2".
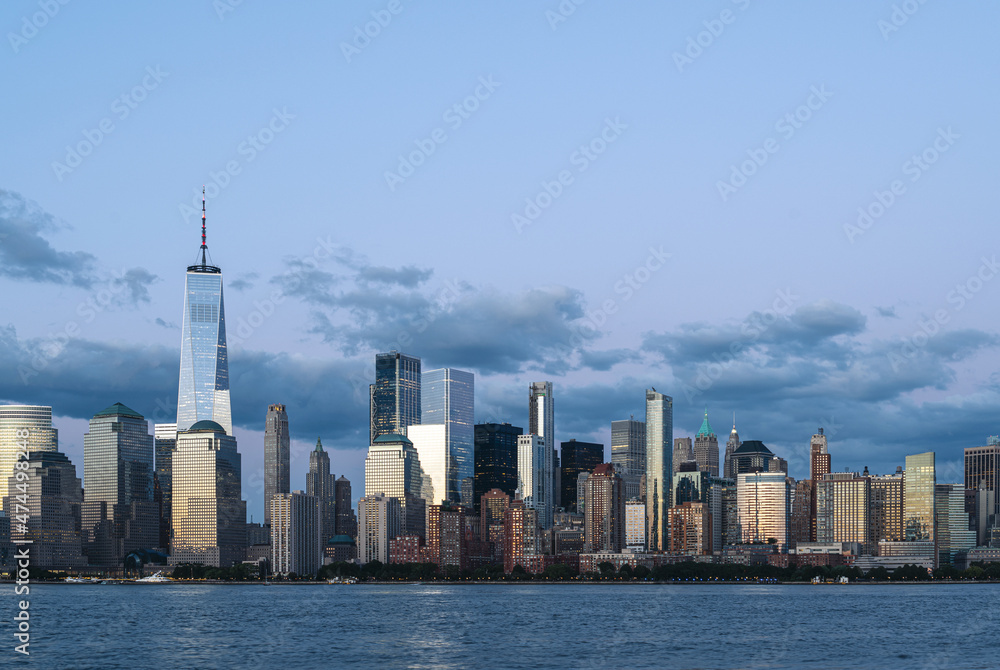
[
  {"x1": 420, "y1": 368, "x2": 474, "y2": 503},
  {"x1": 816, "y1": 472, "x2": 870, "y2": 554},
  {"x1": 82, "y1": 403, "x2": 157, "y2": 566},
  {"x1": 370, "y1": 352, "x2": 421, "y2": 442},
  {"x1": 736, "y1": 471, "x2": 789, "y2": 551},
  {"x1": 518, "y1": 434, "x2": 552, "y2": 529},
  {"x1": 176, "y1": 268, "x2": 231, "y2": 435},
  {"x1": 528, "y1": 382, "x2": 555, "y2": 526},
  {"x1": 264, "y1": 404, "x2": 290, "y2": 525},
  {"x1": 935, "y1": 483, "x2": 976, "y2": 566},
  {"x1": 154, "y1": 423, "x2": 177, "y2": 549},
  {"x1": 560, "y1": 439, "x2": 603, "y2": 511},
  {"x1": 171, "y1": 423, "x2": 246, "y2": 567},
  {"x1": 904, "y1": 452, "x2": 935, "y2": 542},
  {"x1": 869, "y1": 471, "x2": 904, "y2": 545},
  {"x1": 474, "y1": 423, "x2": 522, "y2": 512},
  {"x1": 0, "y1": 405, "x2": 58, "y2": 504},
  {"x1": 611, "y1": 418, "x2": 645, "y2": 500},
  {"x1": 645, "y1": 389, "x2": 673, "y2": 551},
  {"x1": 364, "y1": 434, "x2": 428, "y2": 538},
  {"x1": 965, "y1": 444, "x2": 1000, "y2": 520}
]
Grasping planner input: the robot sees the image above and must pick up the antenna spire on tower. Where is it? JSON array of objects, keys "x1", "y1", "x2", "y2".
[{"x1": 201, "y1": 186, "x2": 207, "y2": 266}]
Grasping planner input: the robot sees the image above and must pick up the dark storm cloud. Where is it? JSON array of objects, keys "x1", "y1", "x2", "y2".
[{"x1": 0, "y1": 189, "x2": 97, "y2": 287}]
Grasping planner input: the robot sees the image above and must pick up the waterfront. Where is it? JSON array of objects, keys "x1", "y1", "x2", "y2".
[{"x1": 3, "y1": 583, "x2": 998, "y2": 669}]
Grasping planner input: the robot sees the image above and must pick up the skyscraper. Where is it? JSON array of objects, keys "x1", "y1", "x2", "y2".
[
  {"x1": 4, "y1": 450, "x2": 86, "y2": 570},
  {"x1": 82, "y1": 403, "x2": 158, "y2": 567},
  {"x1": 645, "y1": 388, "x2": 673, "y2": 552},
  {"x1": 583, "y1": 463, "x2": 625, "y2": 553},
  {"x1": 732, "y1": 440, "x2": 777, "y2": 475},
  {"x1": 611, "y1": 417, "x2": 645, "y2": 500},
  {"x1": 421, "y1": 368, "x2": 474, "y2": 504},
  {"x1": 474, "y1": 423, "x2": 522, "y2": 511},
  {"x1": 529, "y1": 382, "x2": 556, "y2": 521},
  {"x1": 934, "y1": 483, "x2": 976, "y2": 566},
  {"x1": 904, "y1": 452, "x2": 935, "y2": 542},
  {"x1": 170, "y1": 420, "x2": 246, "y2": 567},
  {"x1": 364, "y1": 433, "x2": 429, "y2": 538},
  {"x1": 405, "y1": 424, "x2": 447, "y2": 505},
  {"x1": 271, "y1": 491, "x2": 321, "y2": 576},
  {"x1": 370, "y1": 351, "x2": 421, "y2": 442},
  {"x1": 809, "y1": 428, "x2": 831, "y2": 542},
  {"x1": 672, "y1": 437, "x2": 694, "y2": 475},
  {"x1": 517, "y1": 434, "x2": 552, "y2": 529},
  {"x1": 965, "y1": 440, "x2": 1000, "y2": 532},
  {"x1": 154, "y1": 423, "x2": 177, "y2": 550},
  {"x1": 176, "y1": 195, "x2": 231, "y2": 435},
  {"x1": 693, "y1": 410, "x2": 719, "y2": 476},
  {"x1": 335, "y1": 475, "x2": 357, "y2": 539},
  {"x1": 358, "y1": 494, "x2": 401, "y2": 564},
  {"x1": 560, "y1": 439, "x2": 604, "y2": 511},
  {"x1": 723, "y1": 417, "x2": 740, "y2": 479},
  {"x1": 869, "y1": 468, "x2": 904, "y2": 546},
  {"x1": 307, "y1": 437, "x2": 337, "y2": 543},
  {"x1": 816, "y1": 472, "x2": 871, "y2": 554},
  {"x1": 264, "y1": 404, "x2": 290, "y2": 526},
  {"x1": 736, "y1": 471, "x2": 790, "y2": 551},
  {"x1": 0, "y1": 405, "x2": 58, "y2": 505}
]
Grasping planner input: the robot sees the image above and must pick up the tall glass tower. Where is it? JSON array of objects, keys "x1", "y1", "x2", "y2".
[
  {"x1": 176, "y1": 193, "x2": 231, "y2": 435},
  {"x1": 418, "y1": 368, "x2": 474, "y2": 504},
  {"x1": 529, "y1": 381, "x2": 555, "y2": 523},
  {"x1": 645, "y1": 388, "x2": 673, "y2": 552},
  {"x1": 0, "y1": 405, "x2": 58, "y2": 504},
  {"x1": 369, "y1": 352, "x2": 421, "y2": 442}
]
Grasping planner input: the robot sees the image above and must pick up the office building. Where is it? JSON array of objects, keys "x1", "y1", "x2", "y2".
[
  {"x1": 170, "y1": 420, "x2": 246, "y2": 567},
  {"x1": 154, "y1": 423, "x2": 177, "y2": 550},
  {"x1": 869, "y1": 468, "x2": 904, "y2": 546},
  {"x1": 4, "y1": 450, "x2": 86, "y2": 570},
  {"x1": 935, "y1": 483, "x2": 975, "y2": 567},
  {"x1": 583, "y1": 463, "x2": 624, "y2": 553},
  {"x1": 732, "y1": 440, "x2": 779, "y2": 475},
  {"x1": 370, "y1": 351, "x2": 421, "y2": 442},
  {"x1": 271, "y1": 491, "x2": 321, "y2": 576},
  {"x1": 645, "y1": 389, "x2": 673, "y2": 552},
  {"x1": 904, "y1": 452, "x2": 935, "y2": 543},
  {"x1": 0, "y1": 405, "x2": 58, "y2": 504},
  {"x1": 406, "y1": 424, "x2": 447, "y2": 506},
  {"x1": 358, "y1": 494, "x2": 401, "y2": 564},
  {"x1": 965, "y1": 439, "x2": 1000, "y2": 532},
  {"x1": 306, "y1": 438, "x2": 337, "y2": 543},
  {"x1": 736, "y1": 471, "x2": 790, "y2": 552},
  {"x1": 528, "y1": 382, "x2": 556, "y2": 525},
  {"x1": 672, "y1": 437, "x2": 693, "y2": 476},
  {"x1": 82, "y1": 403, "x2": 158, "y2": 567},
  {"x1": 693, "y1": 410, "x2": 720, "y2": 476},
  {"x1": 176, "y1": 199, "x2": 231, "y2": 434},
  {"x1": 420, "y1": 368, "x2": 474, "y2": 505},
  {"x1": 561, "y1": 439, "x2": 603, "y2": 512},
  {"x1": 263, "y1": 404, "x2": 290, "y2": 526},
  {"x1": 364, "y1": 433, "x2": 428, "y2": 538},
  {"x1": 517, "y1": 434, "x2": 552, "y2": 529},
  {"x1": 474, "y1": 423, "x2": 522, "y2": 512},
  {"x1": 611, "y1": 418, "x2": 645, "y2": 501},
  {"x1": 335, "y1": 475, "x2": 357, "y2": 539},
  {"x1": 816, "y1": 472, "x2": 871, "y2": 554}
]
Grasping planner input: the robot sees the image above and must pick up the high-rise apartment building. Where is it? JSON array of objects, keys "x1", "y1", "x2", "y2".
[
  {"x1": 503, "y1": 499, "x2": 543, "y2": 574},
  {"x1": 583, "y1": 463, "x2": 624, "y2": 553},
  {"x1": 789, "y1": 479, "x2": 812, "y2": 550},
  {"x1": 809, "y1": 429, "x2": 831, "y2": 542},
  {"x1": 645, "y1": 389, "x2": 673, "y2": 552},
  {"x1": 669, "y1": 502, "x2": 712, "y2": 555},
  {"x1": 420, "y1": 368, "x2": 474, "y2": 505},
  {"x1": 965, "y1": 440, "x2": 1000, "y2": 530},
  {"x1": 170, "y1": 420, "x2": 246, "y2": 567},
  {"x1": 82, "y1": 403, "x2": 158, "y2": 567},
  {"x1": 625, "y1": 499, "x2": 646, "y2": 551},
  {"x1": 154, "y1": 423, "x2": 177, "y2": 550},
  {"x1": 529, "y1": 382, "x2": 556, "y2": 524},
  {"x1": 611, "y1": 418, "x2": 645, "y2": 501},
  {"x1": 263, "y1": 404, "x2": 290, "y2": 526},
  {"x1": 306, "y1": 438, "x2": 337, "y2": 543},
  {"x1": 271, "y1": 491, "x2": 321, "y2": 576},
  {"x1": 561, "y1": 439, "x2": 603, "y2": 512},
  {"x1": 693, "y1": 410, "x2": 720, "y2": 476},
  {"x1": 904, "y1": 452, "x2": 935, "y2": 542},
  {"x1": 364, "y1": 433, "x2": 428, "y2": 538},
  {"x1": 473, "y1": 423, "x2": 522, "y2": 512},
  {"x1": 517, "y1": 434, "x2": 552, "y2": 529},
  {"x1": 480, "y1": 488, "x2": 511, "y2": 563},
  {"x1": 358, "y1": 494, "x2": 401, "y2": 564},
  {"x1": 736, "y1": 471, "x2": 790, "y2": 551},
  {"x1": 176, "y1": 198, "x2": 231, "y2": 435},
  {"x1": 370, "y1": 352, "x2": 421, "y2": 442},
  {"x1": 869, "y1": 468, "x2": 904, "y2": 546},
  {"x1": 0, "y1": 405, "x2": 58, "y2": 504},
  {"x1": 816, "y1": 472, "x2": 871, "y2": 554}
]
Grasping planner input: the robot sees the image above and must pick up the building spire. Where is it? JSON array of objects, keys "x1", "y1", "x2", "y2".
[
  {"x1": 315, "y1": 437, "x2": 323, "y2": 452},
  {"x1": 201, "y1": 186, "x2": 208, "y2": 266}
]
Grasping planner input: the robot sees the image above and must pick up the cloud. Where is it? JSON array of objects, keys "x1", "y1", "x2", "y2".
[
  {"x1": 357, "y1": 265, "x2": 432, "y2": 287},
  {"x1": 154, "y1": 318, "x2": 178, "y2": 330},
  {"x1": 0, "y1": 189, "x2": 97, "y2": 287},
  {"x1": 110, "y1": 267, "x2": 159, "y2": 306},
  {"x1": 876, "y1": 306, "x2": 898, "y2": 318},
  {"x1": 228, "y1": 272, "x2": 259, "y2": 293}
]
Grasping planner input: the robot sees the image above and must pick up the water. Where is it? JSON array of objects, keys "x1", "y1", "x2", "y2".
[{"x1": 2, "y1": 583, "x2": 998, "y2": 669}]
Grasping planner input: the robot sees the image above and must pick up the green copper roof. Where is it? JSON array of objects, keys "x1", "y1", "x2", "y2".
[
  {"x1": 373, "y1": 433, "x2": 412, "y2": 445},
  {"x1": 187, "y1": 419, "x2": 225, "y2": 433},
  {"x1": 93, "y1": 402, "x2": 144, "y2": 420},
  {"x1": 315, "y1": 437, "x2": 324, "y2": 452},
  {"x1": 696, "y1": 409, "x2": 713, "y2": 437}
]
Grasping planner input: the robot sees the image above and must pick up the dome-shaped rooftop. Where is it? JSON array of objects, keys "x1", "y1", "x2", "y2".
[{"x1": 186, "y1": 420, "x2": 226, "y2": 433}]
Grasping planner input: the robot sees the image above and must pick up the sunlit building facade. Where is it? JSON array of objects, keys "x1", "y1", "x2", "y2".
[
  {"x1": 0, "y1": 405, "x2": 58, "y2": 504},
  {"x1": 736, "y1": 471, "x2": 789, "y2": 551},
  {"x1": 645, "y1": 389, "x2": 673, "y2": 552},
  {"x1": 904, "y1": 452, "x2": 935, "y2": 543},
  {"x1": 669, "y1": 502, "x2": 711, "y2": 555},
  {"x1": 364, "y1": 433, "x2": 428, "y2": 538},
  {"x1": 421, "y1": 368, "x2": 474, "y2": 504},
  {"x1": 869, "y1": 469, "x2": 904, "y2": 546},
  {"x1": 170, "y1": 420, "x2": 246, "y2": 567},
  {"x1": 358, "y1": 494, "x2": 401, "y2": 564},
  {"x1": 816, "y1": 472, "x2": 870, "y2": 554}
]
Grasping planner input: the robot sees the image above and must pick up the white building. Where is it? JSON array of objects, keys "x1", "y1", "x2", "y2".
[
  {"x1": 518, "y1": 434, "x2": 552, "y2": 529},
  {"x1": 625, "y1": 499, "x2": 646, "y2": 551},
  {"x1": 358, "y1": 494, "x2": 401, "y2": 564}
]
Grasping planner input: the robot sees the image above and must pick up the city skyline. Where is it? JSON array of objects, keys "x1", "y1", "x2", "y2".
[{"x1": 2, "y1": 2, "x2": 998, "y2": 523}]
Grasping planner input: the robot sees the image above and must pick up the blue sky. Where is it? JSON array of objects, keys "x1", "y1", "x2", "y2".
[{"x1": 2, "y1": 1, "x2": 998, "y2": 519}]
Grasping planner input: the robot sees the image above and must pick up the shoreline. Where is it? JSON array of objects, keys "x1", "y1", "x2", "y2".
[{"x1": 5, "y1": 579, "x2": 1000, "y2": 586}]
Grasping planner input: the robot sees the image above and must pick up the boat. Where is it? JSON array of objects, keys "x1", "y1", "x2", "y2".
[
  {"x1": 64, "y1": 577, "x2": 88, "y2": 583},
  {"x1": 136, "y1": 571, "x2": 172, "y2": 583},
  {"x1": 327, "y1": 576, "x2": 357, "y2": 584}
]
